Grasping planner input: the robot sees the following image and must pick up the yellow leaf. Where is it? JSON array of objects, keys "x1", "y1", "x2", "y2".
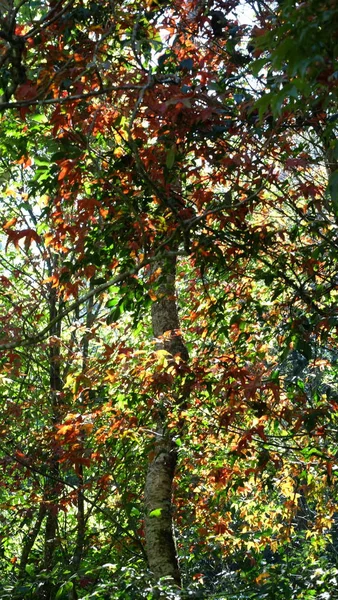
[
  {"x1": 65, "y1": 374, "x2": 75, "y2": 388},
  {"x1": 155, "y1": 349, "x2": 171, "y2": 357},
  {"x1": 113, "y1": 147, "x2": 124, "y2": 157},
  {"x1": 256, "y1": 573, "x2": 270, "y2": 584}
]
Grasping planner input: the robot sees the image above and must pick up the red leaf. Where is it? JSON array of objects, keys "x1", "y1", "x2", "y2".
[{"x1": 15, "y1": 81, "x2": 38, "y2": 101}]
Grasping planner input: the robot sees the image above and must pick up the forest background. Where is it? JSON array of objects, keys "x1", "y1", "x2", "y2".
[{"x1": 0, "y1": 0, "x2": 337, "y2": 598}]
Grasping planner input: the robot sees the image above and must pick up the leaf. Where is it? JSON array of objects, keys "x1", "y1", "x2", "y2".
[
  {"x1": 333, "y1": 140, "x2": 338, "y2": 160},
  {"x1": 30, "y1": 114, "x2": 48, "y2": 123},
  {"x1": 270, "y1": 89, "x2": 287, "y2": 116},
  {"x1": 148, "y1": 289, "x2": 157, "y2": 301},
  {"x1": 3, "y1": 217, "x2": 17, "y2": 230},
  {"x1": 270, "y1": 370, "x2": 280, "y2": 381},
  {"x1": 166, "y1": 146, "x2": 176, "y2": 170},
  {"x1": 106, "y1": 297, "x2": 124, "y2": 323},
  {"x1": 149, "y1": 508, "x2": 162, "y2": 517},
  {"x1": 328, "y1": 170, "x2": 338, "y2": 214},
  {"x1": 106, "y1": 297, "x2": 119, "y2": 308},
  {"x1": 108, "y1": 285, "x2": 120, "y2": 294},
  {"x1": 250, "y1": 58, "x2": 267, "y2": 76},
  {"x1": 302, "y1": 446, "x2": 327, "y2": 459},
  {"x1": 56, "y1": 424, "x2": 75, "y2": 436},
  {"x1": 255, "y1": 572, "x2": 270, "y2": 584},
  {"x1": 255, "y1": 93, "x2": 272, "y2": 120},
  {"x1": 25, "y1": 564, "x2": 35, "y2": 576},
  {"x1": 15, "y1": 81, "x2": 38, "y2": 101},
  {"x1": 155, "y1": 349, "x2": 171, "y2": 357},
  {"x1": 5, "y1": 228, "x2": 41, "y2": 251},
  {"x1": 55, "y1": 582, "x2": 73, "y2": 599}
]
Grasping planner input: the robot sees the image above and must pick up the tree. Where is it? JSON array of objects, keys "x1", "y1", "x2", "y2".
[{"x1": 0, "y1": 0, "x2": 337, "y2": 598}]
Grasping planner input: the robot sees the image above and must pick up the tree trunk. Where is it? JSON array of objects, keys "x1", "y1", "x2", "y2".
[
  {"x1": 144, "y1": 254, "x2": 188, "y2": 588},
  {"x1": 39, "y1": 286, "x2": 63, "y2": 600},
  {"x1": 71, "y1": 291, "x2": 94, "y2": 575},
  {"x1": 19, "y1": 503, "x2": 46, "y2": 579}
]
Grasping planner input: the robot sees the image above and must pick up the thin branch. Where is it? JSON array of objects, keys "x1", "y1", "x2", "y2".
[
  {"x1": 0, "y1": 84, "x2": 146, "y2": 112},
  {"x1": 24, "y1": 0, "x2": 76, "y2": 40},
  {"x1": 0, "y1": 247, "x2": 185, "y2": 352},
  {"x1": 0, "y1": 440, "x2": 146, "y2": 556}
]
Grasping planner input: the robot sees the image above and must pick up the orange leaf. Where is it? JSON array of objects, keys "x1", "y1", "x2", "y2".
[
  {"x1": 58, "y1": 160, "x2": 75, "y2": 181},
  {"x1": 81, "y1": 423, "x2": 94, "y2": 434},
  {"x1": 3, "y1": 217, "x2": 17, "y2": 230},
  {"x1": 57, "y1": 424, "x2": 75, "y2": 436},
  {"x1": 17, "y1": 155, "x2": 32, "y2": 167}
]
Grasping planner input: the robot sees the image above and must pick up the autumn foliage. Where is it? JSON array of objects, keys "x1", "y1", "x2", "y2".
[{"x1": 0, "y1": 0, "x2": 338, "y2": 598}]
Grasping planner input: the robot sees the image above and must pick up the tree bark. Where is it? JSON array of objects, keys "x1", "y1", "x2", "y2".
[
  {"x1": 19, "y1": 503, "x2": 46, "y2": 579},
  {"x1": 71, "y1": 291, "x2": 94, "y2": 576},
  {"x1": 144, "y1": 254, "x2": 188, "y2": 588},
  {"x1": 39, "y1": 286, "x2": 63, "y2": 600}
]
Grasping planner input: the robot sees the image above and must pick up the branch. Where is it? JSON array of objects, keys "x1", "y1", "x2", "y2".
[
  {"x1": 0, "y1": 262, "x2": 143, "y2": 351},
  {"x1": 0, "y1": 440, "x2": 146, "y2": 556},
  {"x1": 0, "y1": 248, "x2": 184, "y2": 352},
  {"x1": 0, "y1": 84, "x2": 146, "y2": 113},
  {"x1": 24, "y1": 0, "x2": 76, "y2": 40}
]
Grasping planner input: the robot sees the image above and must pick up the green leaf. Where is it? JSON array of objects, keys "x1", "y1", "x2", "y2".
[
  {"x1": 30, "y1": 114, "x2": 48, "y2": 123},
  {"x1": 333, "y1": 140, "x2": 338, "y2": 160},
  {"x1": 302, "y1": 446, "x2": 326, "y2": 459},
  {"x1": 166, "y1": 146, "x2": 176, "y2": 170},
  {"x1": 107, "y1": 303, "x2": 122, "y2": 324},
  {"x1": 328, "y1": 170, "x2": 338, "y2": 214},
  {"x1": 130, "y1": 506, "x2": 140, "y2": 516},
  {"x1": 270, "y1": 370, "x2": 280, "y2": 381},
  {"x1": 255, "y1": 93, "x2": 272, "y2": 121},
  {"x1": 250, "y1": 58, "x2": 267, "y2": 76},
  {"x1": 25, "y1": 563, "x2": 35, "y2": 576},
  {"x1": 55, "y1": 582, "x2": 73, "y2": 599},
  {"x1": 271, "y1": 89, "x2": 286, "y2": 115},
  {"x1": 149, "y1": 508, "x2": 162, "y2": 517},
  {"x1": 108, "y1": 285, "x2": 120, "y2": 294},
  {"x1": 106, "y1": 297, "x2": 119, "y2": 308}
]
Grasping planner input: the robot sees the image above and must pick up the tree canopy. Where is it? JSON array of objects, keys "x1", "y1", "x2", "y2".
[{"x1": 0, "y1": 0, "x2": 338, "y2": 598}]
